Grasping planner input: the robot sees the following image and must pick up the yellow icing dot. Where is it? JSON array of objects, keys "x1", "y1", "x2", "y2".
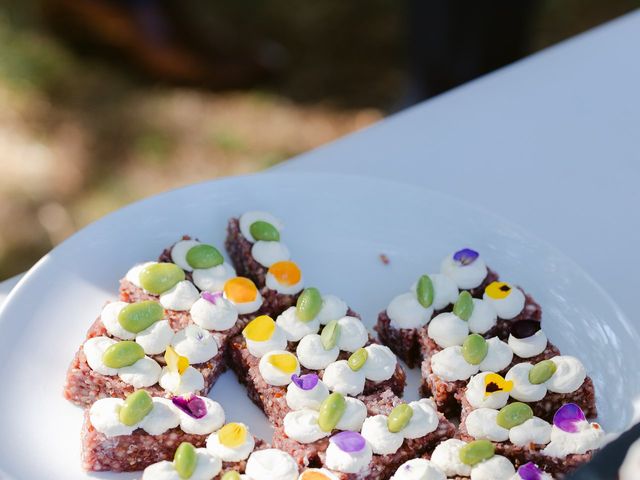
[
  {"x1": 485, "y1": 281, "x2": 512, "y2": 300},
  {"x1": 301, "y1": 472, "x2": 331, "y2": 480},
  {"x1": 268, "y1": 261, "x2": 302, "y2": 287},
  {"x1": 165, "y1": 345, "x2": 189, "y2": 375},
  {"x1": 224, "y1": 277, "x2": 258, "y2": 304},
  {"x1": 242, "y1": 315, "x2": 276, "y2": 342},
  {"x1": 268, "y1": 352, "x2": 298, "y2": 374},
  {"x1": 218, "y1": 423, "x2": 247, "y2": 448},
  {"x1": 484, "y1": 373, "x2": 514, "y2": 396}
]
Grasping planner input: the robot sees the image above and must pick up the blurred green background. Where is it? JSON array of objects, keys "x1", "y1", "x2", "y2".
[{"x1": 0, "y1": 0, "x2": 637, "y2": 279}]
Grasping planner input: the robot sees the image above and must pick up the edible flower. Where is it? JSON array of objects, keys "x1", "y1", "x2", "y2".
[
  {"x1": 165, "y1": 345, "x2": 189, "y2": 375},
  {"x1": 330, "y1": 431, "x2": 366, "y2": 453},
  {"x1": 172, "y1": 394, "x2": 207, "y2": 419},
  {"x1": 485, "y1": 281, "x2": 512, "y2": 300},
  {"x1": 553, "y1": 403, "x2": 586, "y2": 433},
  {"x1": 453, "y1": 248, "x2": 479, "y2": 265},
  {"x1": 291, "y1": 373, "x2": 319, "y2": 391},
  {"x1": 201, "y1": 291, "x2": 223, "y2": 305},
  {"x1": 218, "y1": 422, "x2": 247, "y2": 448},
  {"x1": 242, "y1": 315, "x2": 276, "y2": 342},
  {"x1": 517, "y1": 462, "x2": 544, "y2": 480},
  {"x1": 484, "y1": 373, "x2": 514, "y2": 397}
]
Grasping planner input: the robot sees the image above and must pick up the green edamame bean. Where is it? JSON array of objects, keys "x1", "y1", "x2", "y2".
[
  {"x1": 118, "y1": 300, "x2": 164, "y2": 333},
  {"x1": 186, "y1": 244, "x2": 223, "y2": 269},
  {"x1": 318, "y1": 392, "x2": 347, "y2": 432},
  {"x1": 387, "y1": 404, "x2": 414, "y2": 433},
  {"x1": 296, "y1": 288, "x2": 322, "y2": 322},
  {"x1": 249, "y1": 221, "x2": 280, "y2": 242},
  {"x1": 102, "y1": 341, "x2": 145, "y2": 369},
  {"x1": 119, "y1": 390, "x2": 153, "y2": 426},
  {"x1": 139, "y1": 263, "x2": 185, "y2": 294}
]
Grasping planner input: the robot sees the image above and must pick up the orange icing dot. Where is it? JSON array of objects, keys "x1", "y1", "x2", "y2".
[
  {"x1": 268, "y1": 261, "x2": 302, "y2": 287},
  {"x1": 218, "y1": 423, "x2": 247, "y2": 448},
  {"x1": 484, "y1": 373, "x2": 514, "y2": 396},
  {"x1": 242, "y1": 315, "x2": 276, "y2": 342},
  {"x1": 268, "y1": 353, "x2": 298, "y2": 374},
  {"x1": 485, "y1": 281, "x2": 512, "y2": 300},
  {"x1": 164, "y1": 345, "x2": 189, "y2": 375},
  {"x1": 224, "y1": 277, "x2": 258, "y2": 303},
  {"x1": 301, "y1": 472, "x2": 331, "y2": 480}
]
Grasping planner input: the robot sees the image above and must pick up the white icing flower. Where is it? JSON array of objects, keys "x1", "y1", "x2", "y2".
[
  {"x1": 361, "y1": 414, "x2": 404, "y2": 454},
  {"x1": 508, "y1": 330, "x2": 547, "y2": 359},
  {"x1": 258, "y1": 350, "x2": 300, "y2": 386},
  {"x1": 296, "y1": 334, "x2": 340, "y2": 370},
  {"x1": 245, "y1": 448, "x2": 299, "y2": 480},
  {"x1": 430, "y1": 346, "x2": 479, "y2": 382},
  {"x1": 317, "y1": 295, "x2": 349, "y2": 324},
  {"x1": 193, "y1": 263, "x2": 237, "y2": 292},
  {"x1": 465, "y1": 372, "x2": 510, "y2": 410},
  {"x1": 160, "y1": 280, "x2": 200, "y2": 311},
  {"x1": 136, "y1": 320, "x2": 175, "y2": 355},
  {"x1": 284, "y1": 409, "x2": 330, "y2": 443},
  {"x1": 509, "y1": 417, "x2": 552, "y2": 446},
  {"x1": 252, "y1": 240, "x2": 291, "y2": 267},
  {"x1": 336, "y1": 316, "x2": 368, "y2": 352},
  {"x1": 158, "y1": 366, "x2": 205, "y2": 395},
  {"x1": 83, "y1": 336, "x2": 162, "y2": 387},
  {"x1": 90, "y1": 397, "x2": 180, "y2": 438},
  {"x1": 277, "y1": 306, "x2": 321, "y2": 342},
  {"x1": 101, "y1": 301, "x2": 136, "y2": 340},
  {"x1": 483, "y1": 282, "x2": 525, "y2": 320},
  {"x1": 505, "y1": 363, "x2": 547, "y2": 402},
  {"x1": 470, "y1": 455, "x2": 515, "y2": 480},
  {"x1": 172, "y1": 325, "x2": 219, "y2": 364},
  {"x1": 239, "y1": 211, "x2": 284, "y2": 242},
  {"x1": 322, "y1": 360, "x2": 366, "y2": 396},
  {"x1": 428, "y1": 312, "x2": 470, "y2": 348},
  {"x1": 325, "y1": 438, "x2": 372, "y2": 474},
  {"x1": 430, "y1": 439, "x2": 472, "y2": 477},
  {"x1": 465, "y1": 408, "x2": 509, "y2": 442},
  {"x1": 142, "y1": 449, "x2": 222, "y2": 480},
  {"x1": 542, "y1": 421, "x2": 604, "y2": 457},
  {"x1": 335, "y1": 397, "x2": 367, "y2": 431},
  {"x1": 286, "y1": 378, "x2": 330, "y2": 411},
  {"x1": 170, "y1": 240, "x2": 201, "y2": 272},
  {"x1": 619, "y1": 438, "x2": 640, "y2": 480},
  {"x1": 401, "y1": 399, "x2": 439, "y2": 439},
  {"x1": 190, "y1": 296, "x2": 239, "y2": 332},
  {"x1": 440, "y1": 250, "x2": 488, "y2": 290},
  {"x1": 546, "y1": 356, "x2": 586, "y2": 394},
  {"x1": 387, "y1": 292, "x2": 433, "y2": 330},
  {"x1": 171, "y1": 397, "x2": 225, "y2": 435},
  {"x1": 244, "y1": 321, "x2": 288, "y2": 358},
  {"x1": 479, "y1": 338, "x2": 513, "y2": 373},
  {"x1": 206, "y1": 423, "x2": 256, "y2": 462},
  {"x1": 391, "y1": 459, "x2": 446, "y2": 480},
  {"x1": 360, "y1": 344, "x2": 397, "y2": 382},
  {"x1": 467, "y1": 299, "x2": 498, "y2": 334}
]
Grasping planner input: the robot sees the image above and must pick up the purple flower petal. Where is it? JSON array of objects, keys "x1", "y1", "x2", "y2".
[
  {"x1": 453, "y1": 248, "x2": 479, "y2": 266},
  {"x1": 202, "y1": 291, "x2": 223, "y2": 305},
  {"x1": 517, "y1": 462, "x2": 543, "y2": 480},
  {"x1": 553, "y1": 403, "x2": 586, "y2": 433},
  {"x1": 330, "y1": 431, "x2": 366, "y2": 453},
  {"x1": 291, "y1": 373, "x2": 319, "y2": 391},
  {"x1": 172, "y1": 394, "x2": 208, "y2": 419}
]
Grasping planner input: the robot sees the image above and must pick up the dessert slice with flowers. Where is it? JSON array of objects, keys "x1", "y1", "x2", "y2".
[
  {"x1": 82, "y1": 390, "x2": 225, "y2": 471},
  {"x1": 458, "y1": 402, "x2": 604, "y2": 476},
  {"x1": 420, "y1": 333, "x2": 513, "y2": 416},
  {"x1": 225, "y1": 211, "x2": 292, "y2": 288},
  {"x1": 312, "y1": 399, "x2": 455, "y2": 480},
  {"x1": 65, "y1": 298, "x2": 225, "y2": 406},
  {"x1": 375, "y1": 272, "x2": 459, "y2": 368}
]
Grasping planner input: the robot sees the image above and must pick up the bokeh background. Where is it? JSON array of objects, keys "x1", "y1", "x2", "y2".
[{"x1": 1, "y1": 0, "x2": 637, "y2": 279}]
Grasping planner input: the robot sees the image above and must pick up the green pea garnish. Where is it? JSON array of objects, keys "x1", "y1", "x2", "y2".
[
  {"x1": 119, "y1": 390, "x2": 153, "y2": 426},
  {"x1": 318, "y1": 392, "x2": 347, "y2": 432},
  {"x1": 174, "y1": 442, "x2": 198, "y2": 479},
  {"x1": 453, "y1": 291, "x2": 474, "y2": 321},
  {"x1": 387, "y1": 404, "x2": 414, "y2": 433},
  {"x1": 496, "y1": 402, "x2": 533, "y2": 429},
  {"x1": 249, "y1": 221, "x2": 280, "y2": 242},
  {"x1": 528, "y1": 360, "x2": 557, "y2": 385},
  {"x1": 320, "y1": 320, "x2": 341, "y2": 350},
  {"x1": 186, "y1": 244, "x2": 223, "y2": 269},
  {"x1": 416, "y1": 275, "x2": 434, "y2": 308},
  {"x1": 102, "y1": 341, "x2": 145, "y2": 369},
  {"x1": 221, "y1": 472, "x2": 241, "y2": 480},
  {"x1": 347, "y1": 347, "x2": 368, "y2": 371},
  {"x1": 462, "y1": 334, "x2": 488, "y2": 365},
  {"x1": 459, "y1": 439, "x2": 495, "y2": 466},
  {"x1": 139, "y1": 263, "x2": 185, "y2": 295},
  {"x1": 296, "y1": 287, "x2": 322, "y2": 322},
  {"x1": 118, "y1": 300, "x2": 164, "y2": 333}
]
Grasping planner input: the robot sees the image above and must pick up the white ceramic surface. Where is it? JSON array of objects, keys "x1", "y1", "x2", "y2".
[{"x1": 0, "y1": 173, "x2": 634, "y2": 479}]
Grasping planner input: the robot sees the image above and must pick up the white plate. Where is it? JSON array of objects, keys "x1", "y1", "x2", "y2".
[{"x1": 0, "y1": 172, "x2": 635, "y2": 479}]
